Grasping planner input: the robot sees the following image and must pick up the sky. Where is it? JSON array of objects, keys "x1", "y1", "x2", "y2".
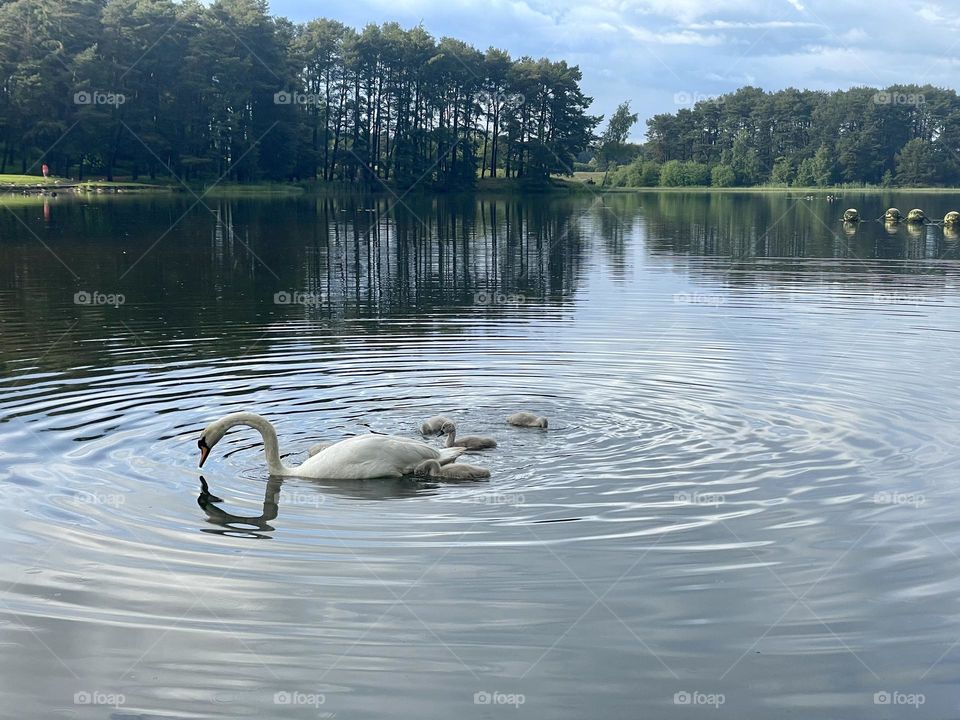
[{"x1": 268, "y1": 0, "x2": 960, "y2": 141}]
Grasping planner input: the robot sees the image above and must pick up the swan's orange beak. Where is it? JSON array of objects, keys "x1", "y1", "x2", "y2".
[{"x1": 198, "y1": 438, "x2": 210, "y2": 467}]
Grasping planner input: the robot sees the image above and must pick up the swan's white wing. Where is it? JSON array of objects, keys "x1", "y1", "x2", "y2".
[{"x1": 294, "y1": 435, "x2": 462, "y2": 480}]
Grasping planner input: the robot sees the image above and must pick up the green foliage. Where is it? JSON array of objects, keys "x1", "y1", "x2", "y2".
[
  {"x1": 770, "y1": 157, "x2": 792, "y2": 186},
  {"x1": 601, "y1": 102, "x2": 639, "y2": 146},
  {"x1": 596, "y1": 101, "x2": 639, "y2": 170},
  {"x1": 730, "y1": 132, "x2": 760, "y2": 185},
  {"x1": 605, "y1": 158, "x2": 660, "y2": 187},
  {"x1": 0, "y1": 2, "x2": 598, "y2": 187},
  {"x1": 895, "y1": 138, "x2": 941, "y2": 187},
  {"x1": 711, "y1": 164, "x2": 736, "y2": 187},
  {"x1": 660, "y1": 160, "x2": 710, "y2": 187},
  {"x1": 793, "y1": 145, "x2": 834, "y2": 187},
  {"x1": 646, "y1": 84, "x2": 960, "y2": 187},
  {"x1": 639, "y1": 160, "x2": 662, "y2": 186}
]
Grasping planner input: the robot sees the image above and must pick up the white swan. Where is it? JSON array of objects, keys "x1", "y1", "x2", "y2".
[
  {"x1": 441, "y1": 421, "x2": 497, "y2": 450},
  {"x1": 419, "y1": 414, "x2": 454, "y2": 436},
  {"x1": 506, "y1": 412, "x2": 548, "y2": 428},
  {"x1": 197, "y1": 412, "x2": 465, "y2": 480},
  {"x1": 414, "y1": 459, "x2": 490, "y2": 480}
]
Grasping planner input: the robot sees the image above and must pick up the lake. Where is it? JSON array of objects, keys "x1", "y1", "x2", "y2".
[{"x1": 1, "y1": 189, "x2": 959, "y2": 718}]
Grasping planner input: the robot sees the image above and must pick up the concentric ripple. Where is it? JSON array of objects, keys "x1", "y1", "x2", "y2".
[{"x1": 2, "y1": 193, "x2": 960, "y2": 719}]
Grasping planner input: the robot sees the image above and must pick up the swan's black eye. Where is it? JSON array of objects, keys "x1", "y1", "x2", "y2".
[{"x1": 198, "y1": 437, "x2": 208, "y2": 449}]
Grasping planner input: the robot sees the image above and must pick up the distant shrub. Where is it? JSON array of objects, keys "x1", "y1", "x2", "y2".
[
  {"x1": 711, "y1": 164, "x2": 736, "y2": 187},
  {"x1": 639, "y1": 161, "x2": 661, "y2": 186},
  {"x1": 604, "y1": 159, "x2": 661, "y2": 187},
  {"x1": 660, "y1": 160, "x2": 710, "y2": 187},
  {"x1": 770, "y1": 157, "x2": 793, "y2": 186}
]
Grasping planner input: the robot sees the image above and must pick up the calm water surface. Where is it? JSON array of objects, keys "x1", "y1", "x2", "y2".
[{"x1": 2, "y1": 190, "x2": 960, "y2": 718}]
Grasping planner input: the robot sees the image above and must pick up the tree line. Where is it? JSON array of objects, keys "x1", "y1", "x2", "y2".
[
  {"x1": 0, "y1": 0, "x2": 599, "y2": 188},
  {"x1": 601, "y1": 85, "x2": 960, "y2": 188}
]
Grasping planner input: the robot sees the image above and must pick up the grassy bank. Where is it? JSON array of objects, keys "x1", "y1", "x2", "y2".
[
  {"x1": 0, "y1": 173, "x2": 172, "y2": 193},
  {"x1": 567, "y1": 172, "x2": 960, "y2": 194},
  {"x1": 475, "y1": 176, "x2": 590, "y2": 194},
  {"x1": 4, "y1": 171, "x2": 954, "y2": 199},
  {"x1": 48, "y1": 173, "x2": 960, "y2": 197},
  {"x1": 2, "y1": 172, "x2": 595, "y2": 197}
]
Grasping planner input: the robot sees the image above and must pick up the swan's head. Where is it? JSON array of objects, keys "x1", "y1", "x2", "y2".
[
  {"x1": 197, "y1": 417, "x2": 230, "y2": 467},
  {"x1": 440, "y1": 421, "x2": 456, "y2": 435}
]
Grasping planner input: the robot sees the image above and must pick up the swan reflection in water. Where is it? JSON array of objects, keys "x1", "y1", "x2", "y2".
[
  {"x1": 197, "y1": 473, "x2": 470, "y2": 538},
  {"x1": 198, "y1": 475, "x2": 281, "y2": 538}
]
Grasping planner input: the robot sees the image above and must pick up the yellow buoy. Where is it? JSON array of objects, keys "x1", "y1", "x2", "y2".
[
  {"x1": 906, "y1": 208, "x2": 926, "y2": 223},
  {"x1": 842, "y1": 208, "x2": 860, "y2": 222},
  {"x1": 884, "y1": 207, "x2": 902, "y2": 222},
  {"x1": 944, "y1": 211, "x2": 960, "y2": 227}
]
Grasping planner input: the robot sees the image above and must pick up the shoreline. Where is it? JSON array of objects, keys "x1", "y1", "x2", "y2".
[
  {"x1": 592, "y1": 186, "x2": 960, "y2": 194},
  {"x1": 2, "y1": 175, "x2": 956, "y2": 199}
]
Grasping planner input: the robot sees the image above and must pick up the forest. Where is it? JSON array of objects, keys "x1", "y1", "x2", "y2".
[
  {"x1": 0, "y1": 0, "x2": 599, "y2": 188},
  {"x1": 602, "y1": 85, "x2": 960, "y2": 188}
]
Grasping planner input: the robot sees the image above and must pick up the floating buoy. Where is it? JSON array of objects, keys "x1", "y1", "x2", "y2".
[
  {"x1": 906, "y1": 208, "x2": 926, "y2": 223},
  {"x1": 944, "y1": 211, "x2": 960, "y2": 226},
  {"x1": 884, "y1": 207, "x2": 902, "y2": 222},
  {"x1": 842, "y1": 208, "x2": 860, "y2": 222}
]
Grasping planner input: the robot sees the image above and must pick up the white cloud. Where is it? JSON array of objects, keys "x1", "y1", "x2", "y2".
[
  {"x1": 686, "y1": 20, "x2": 820, "y2": 30},
  {"x1": 272, "y1": 0, "x2": 959, "y2": 137},
  {"x1": 916, "y1": 3, "x2": 960, "y2": 28},
  {"x1": 622, "y1": 24, "x2": 724, "y2": 46}
]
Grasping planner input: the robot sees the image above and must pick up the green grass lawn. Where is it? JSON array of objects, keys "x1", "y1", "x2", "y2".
[
  {"x1": 0, "y1": 174, "x2": 174, "y2": 192},
  {"x1": 565, "y1": 172, "x2": 960, "y2": 194},
  {"x1": 0, "y1": 173, "x2": 66, "y2": 185}
]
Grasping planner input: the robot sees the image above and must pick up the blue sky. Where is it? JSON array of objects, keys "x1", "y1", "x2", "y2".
[{"x1": 269, "y1": 0, "x2": 960, "y2": 140}]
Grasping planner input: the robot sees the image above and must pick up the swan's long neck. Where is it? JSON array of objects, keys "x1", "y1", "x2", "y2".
[
  {"x1": 221, "y1": 412, "x2": 290, "y2": 475},
  {"x1": 445, "y1": 427, "x2": 456, "y2": 448}
]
